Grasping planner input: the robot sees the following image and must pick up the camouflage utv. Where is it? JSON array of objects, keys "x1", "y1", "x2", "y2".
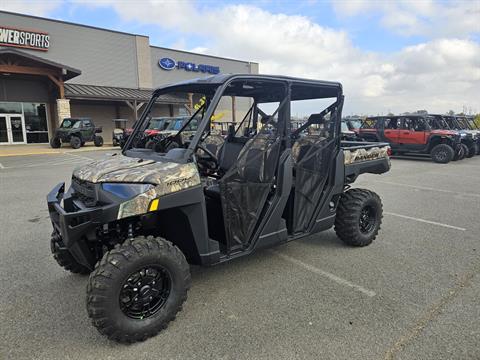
[{"x1": 47, "y1": 74, "x2": 391, "y2": 343}]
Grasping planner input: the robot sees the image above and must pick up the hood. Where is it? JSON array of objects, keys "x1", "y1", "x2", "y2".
[
  {"x1": 73, "y1": 154, "x2": 201, "y2": 192},
  {"x1": 430, "y1": 129, "x2": 458, "y2": 136}
]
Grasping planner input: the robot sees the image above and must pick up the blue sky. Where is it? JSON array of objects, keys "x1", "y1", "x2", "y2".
[
  {"x1": 1, "y1": 0, "x2": 478, "y2": 114},
  {"x1": 42, "y1": 0, "x2": 428, "y2": 53}
]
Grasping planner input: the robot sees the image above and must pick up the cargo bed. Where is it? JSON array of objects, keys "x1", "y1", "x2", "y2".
[{"x1": 341, "y1": 141, "x2": 391, "y2": 183}]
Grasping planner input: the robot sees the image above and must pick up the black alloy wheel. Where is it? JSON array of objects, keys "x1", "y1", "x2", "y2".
[
  {"x1": 359, "y1": 205, "x2": 377, "y2": 234},
  {"x1": 119, "y1": 265, "x2": 172, "y2": 320}
]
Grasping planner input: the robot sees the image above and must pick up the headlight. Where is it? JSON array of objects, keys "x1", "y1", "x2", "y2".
[
  {"x1": 102, "y1": 183, "x2": 154, "y2": 199},
  {"x1": 460, "y1": 133, "x2": 466, "y2": 137}
]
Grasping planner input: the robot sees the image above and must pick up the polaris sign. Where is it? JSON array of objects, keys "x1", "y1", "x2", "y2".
[{"x1": 158, "y1": 57, "x2": 220, "y2": 74}]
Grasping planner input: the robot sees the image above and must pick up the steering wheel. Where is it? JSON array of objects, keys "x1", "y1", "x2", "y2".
[{"x1": 196, "y1": 144, "x2": 219, "y2": 167}]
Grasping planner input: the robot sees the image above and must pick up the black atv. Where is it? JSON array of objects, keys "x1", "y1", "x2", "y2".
[
  {"x1": 47, "y1": 74, "x2": 391, "y2": 343},
  {"x1": 50, "y1": 117, "x2": 103, "y2": 149}
]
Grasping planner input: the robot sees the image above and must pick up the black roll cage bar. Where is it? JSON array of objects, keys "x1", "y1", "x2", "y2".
[{"x1": 123, "y1": 75, "x2": 343, "y2": 160}]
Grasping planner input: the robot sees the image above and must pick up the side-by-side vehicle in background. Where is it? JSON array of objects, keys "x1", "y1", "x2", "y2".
[
  {"x1": 357, "y1": 114, "x2": 462, "y2": 163},
  {"x1": 47, "y1": 74, "x2": 391, "y2": 343}
]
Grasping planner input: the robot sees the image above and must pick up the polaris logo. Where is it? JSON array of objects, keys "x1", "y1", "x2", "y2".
[{"x1": 158, "y1": 57, "x2": 220, "y2": 74}]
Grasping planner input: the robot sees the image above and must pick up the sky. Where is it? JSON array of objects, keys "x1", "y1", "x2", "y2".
[{"x1": 1, "y1": 0, "x2": 479, "y2": 115}]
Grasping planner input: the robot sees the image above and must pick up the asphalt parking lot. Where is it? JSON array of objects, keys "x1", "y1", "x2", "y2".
[{"x1": 1, "y1": 150, "x2": 479, "y2": 360}]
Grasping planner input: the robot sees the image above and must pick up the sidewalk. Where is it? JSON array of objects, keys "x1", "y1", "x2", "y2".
[{"x1": 0, "y1": 143, "x2": 118, "y2": 157}]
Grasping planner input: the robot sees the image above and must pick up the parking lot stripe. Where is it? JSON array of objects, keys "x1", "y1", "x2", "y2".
[
  {"x1": 272, "y1": 250, "x2": 376, "y2": 297},
  {"x1": 375, "y1": 180, "x2": 480, "y2": 198},
  {"x1": 385, "y1": 212, "x2": 466, "y2": 231},
  {"x1": 63, "y1": 152, "x2": 96, "y2": 161},
  {"x1": 0, "y1": 162, "x2": 4, "y2": 169}
]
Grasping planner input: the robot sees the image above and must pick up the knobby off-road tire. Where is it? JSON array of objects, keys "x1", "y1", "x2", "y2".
[
  {"x1": 50, "y1": 137, "x2": 61, "y2": 148},
  {"x1": 94, "y1": 135, "x2": 104, "y2": 147},
  {"x1": 50, "y1": 232, "x2": 90, "y2": 274},
  {"x1": 87, "y1": 236, "x2": 191, "y2": 343},
  {"x1": 431, "y1": 144, "x2": 455, "y2": 163},
  {"x1": 453, "y1": 145, "x2": 465, "y2": 161},
  {"x1": 460, "y1": 144, "x2": 469, "y2": 159},
  {"x1": 145, "y1": 139, "x2": 155, "y2": 150},
  {"x1": 465, "y1": 143, "x2": 476, "y2": 158},
  {"x1": 70, "y1": 136, "x2": 81, "y2": 149},
  {"x1": 334, "y1": 188, "x2": 383, "y2": 247}
]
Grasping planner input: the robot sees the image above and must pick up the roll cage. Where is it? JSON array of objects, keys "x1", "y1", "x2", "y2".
[{"x1": 122, "y1": 75, "x2": 343, "y2": 161}]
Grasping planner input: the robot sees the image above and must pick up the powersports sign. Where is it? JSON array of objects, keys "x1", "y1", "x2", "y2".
[
  {"x1": 0, "y1": 26, "x2": 50, "y2": 51},
  {"x1": 158, "y1": 57, "x2": 220, "y2": 74}
]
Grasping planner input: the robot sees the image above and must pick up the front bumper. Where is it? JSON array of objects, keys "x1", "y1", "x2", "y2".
[{"x1": 47, "y1": 182, "x2": 119, "y2": 269}]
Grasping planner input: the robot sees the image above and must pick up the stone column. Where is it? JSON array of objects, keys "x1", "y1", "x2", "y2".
[{"x1": 56, "y1": 99, "x2": 71, "y2": 125}]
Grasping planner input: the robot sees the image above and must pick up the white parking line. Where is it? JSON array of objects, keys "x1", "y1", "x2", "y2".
[
  {"x1": 272, "y1": 250, "x2": 376, "y2": 297},
  {"x1": 375, "y1": 180, "x2": 480, "y2": 198},
  {"x1": 0, "y1": 162, "x2": 4, "y2": 169},
  {"x1": 385, "y1": 212, "x2": 466, "y2": 231},
  {"x1": 63, "y1": 152, "x2": 96, "y2": 161}
]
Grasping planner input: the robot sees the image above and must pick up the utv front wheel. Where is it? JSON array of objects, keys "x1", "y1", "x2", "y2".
[
  {"x1": 50, "y1": 232, "x2": 90, "y2": 274},
  {"x1": 431, "y1": 144, "x2": 454, "y2": 163},
  {"x1": 87, "y1": 236, "x2": 191, "y2": 343},
  {"x1": 466, "y1": 144, "x2": 477, "y2": 158},
  {"x1": 335, "y1": 189, "x2": 382, "y2": 247}
]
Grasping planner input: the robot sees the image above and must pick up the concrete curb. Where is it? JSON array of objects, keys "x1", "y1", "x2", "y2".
[{"x1": 0, "y1": 145, "x2": 119, "y2": 157}]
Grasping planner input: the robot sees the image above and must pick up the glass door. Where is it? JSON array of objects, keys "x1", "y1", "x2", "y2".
[
  {"x1": 0, "y1": 116, "x2": 8, "y2": 143},
  {"x1": 0, "y1": 114, "x2": 27, "y2": 144},
  {"x1": 9, "y1": 115, "x2": 26, "y2": 143}
]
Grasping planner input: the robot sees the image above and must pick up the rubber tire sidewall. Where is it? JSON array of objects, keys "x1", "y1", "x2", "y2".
[
  {"x1": 87, "y1": 238, "x2": 190, "y2": 341},
  {"x1": 94, "y1": 136, "x2": 103, "y2": 147},
  {"x1": 431, "y1": 144, "x2": 454, "y2": 163},
  {"x1": 50, "y1": 137, "x2": 61, "y2": 148},
  {"x1": 70, "y1": 136, "x2": 81, "y2": 149}
]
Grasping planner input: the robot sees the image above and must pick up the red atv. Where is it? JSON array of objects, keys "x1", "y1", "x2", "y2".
[{"x1": 357, "y1": 115, "x2": 462, "y2": 163}]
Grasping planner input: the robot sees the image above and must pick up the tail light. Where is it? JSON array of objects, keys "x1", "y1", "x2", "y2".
[{"x1": 387, "y1": 147, "x2": 392, "y2": 156}]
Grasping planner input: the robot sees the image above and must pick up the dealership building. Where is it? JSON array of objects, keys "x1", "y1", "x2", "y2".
[{"x1": 0, "y1": 10, "x2": 258, "y2": 145}]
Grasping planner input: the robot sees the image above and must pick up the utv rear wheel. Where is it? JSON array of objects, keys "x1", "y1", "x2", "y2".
[
  {"x1": 335, "y1": 188, "x2": 382, "y2": 247},
  {"x1": 87, "y1": 236, "x2": 191, "y2": 343},
  {"x1": 70, "y1": 136, "x2": 81, "y2": 149},
  {"x1": 50, "y1": 137, "x2": 61, "y2": 148},
  {"x1": 50, "y1": 232, "x2": 90, "y2": 274},
  {"x1": 145, "y1": 140, "x2": 155, "y2": 150},
  {"x1": 431, "y1": 144, "x2": 454, "y2": 163},
  {"x1": 94, "y1": 135, "x2": 103, "y2": 147}
]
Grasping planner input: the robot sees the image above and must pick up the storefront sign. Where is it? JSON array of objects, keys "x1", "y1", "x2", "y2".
[
  {"x1": 159, "y1": 57, "x2": 220, "y2": 74},
  {"x1": 0, "y1": 26, "x2": 50, "y2": 51}
]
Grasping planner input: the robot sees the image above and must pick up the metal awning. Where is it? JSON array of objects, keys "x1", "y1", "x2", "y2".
[{"x1": 64, "y1": 83, "x2": 187, "y2": 104}]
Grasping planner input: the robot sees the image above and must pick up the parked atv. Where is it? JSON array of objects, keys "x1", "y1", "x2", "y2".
[
  {"x1": 357, "y1": 115, "x2": 461, "y2": 163},
  {"x1": 50, "y1": 117, "x2": 103, "y2": 149},
  {"x1": 47, "y1": 74, "x2": 391, "y2": 343}
]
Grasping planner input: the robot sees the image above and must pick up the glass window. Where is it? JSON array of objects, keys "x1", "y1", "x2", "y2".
[
  {"x1": 0, "y1": 102, "x2": 22, "y2": 114},
  {"x1": 23, "y1": 103, "x2": 49, "y2": 143}
]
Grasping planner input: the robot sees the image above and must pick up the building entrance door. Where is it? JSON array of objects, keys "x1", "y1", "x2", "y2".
[{"x1": 0, "y1": 114, "x2": 27, "y2": 144}]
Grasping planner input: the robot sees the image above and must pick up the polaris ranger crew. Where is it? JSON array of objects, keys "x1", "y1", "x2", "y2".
[{"x1": 47, "y1": 74, "x2": 391, "y2": 343}]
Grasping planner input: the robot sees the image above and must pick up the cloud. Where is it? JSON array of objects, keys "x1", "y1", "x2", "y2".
[
  {"x1": 77, "y1": 1, "x2": 479, "y2": 114},
  {"x1": 332, "y1": 0, "x2": 480, "y2": 38},
  {"x1": 0, "y1": 0, "x2": 63, "y2": 16}
]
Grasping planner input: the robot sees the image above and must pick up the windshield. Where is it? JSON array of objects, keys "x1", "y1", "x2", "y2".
[
  {"x1": 467, "y1": 118, "x2": 479, "y2": 129},
  {"x1": 167, "y1": 119, "x2": 185, "y2": 131},
  {"x1": 147, "y1": 118, "x2": 170, "y2": 130},
  {"x1": 456, "y1": 117, "x2": 472, "y2": 130},
  {"x1": 444, "y1": 117, "x2": 460, "y2": 130},
  {"x1": 341, "y1": 122, "x2": 349, "y2": 132},
  {"x1": 60, "y1": 119, "x2": 81, "y2": 129},
  {"x1": 427, "y1": 116, "x2": 448, "y2": 130}
]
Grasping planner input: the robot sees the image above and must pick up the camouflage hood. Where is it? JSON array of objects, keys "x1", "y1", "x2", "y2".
[{"x1": 73, "y1": 154, "x2": 200, "y2": 188}]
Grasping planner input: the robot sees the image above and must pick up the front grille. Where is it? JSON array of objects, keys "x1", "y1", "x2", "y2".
[{"x1": 71, "y1": 177, "x2": 97, "y2": 207}]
